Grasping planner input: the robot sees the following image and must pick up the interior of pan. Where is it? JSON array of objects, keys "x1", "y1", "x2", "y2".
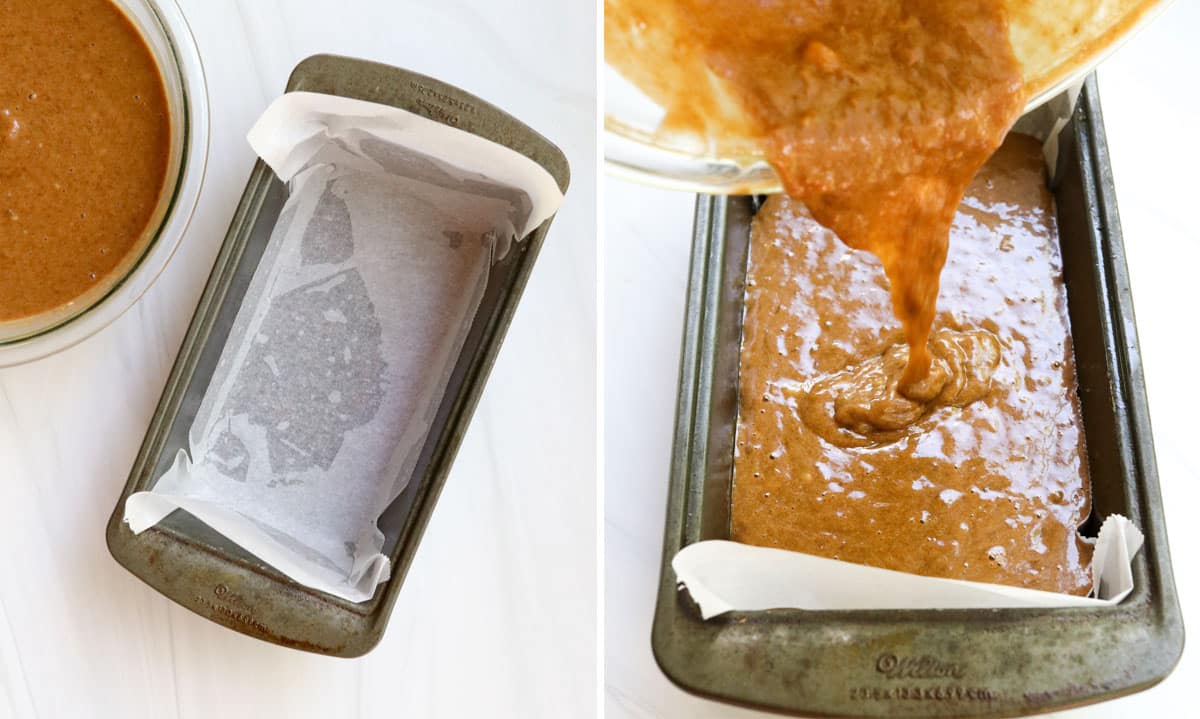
[
  {"x1": 685, "y1": 91, "x2": 1144, "y2": 603},
  {"x1": 140, "y1": 171, "x2": 540, "y2": 611}
]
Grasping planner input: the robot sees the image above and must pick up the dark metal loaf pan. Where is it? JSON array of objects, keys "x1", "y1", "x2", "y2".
[
  {"x1": 106, "y1": 54, "x2": 569, "y2": 657},
  {"x1": 651, "y1": 76, "x2": 1182, "y2": 717}
]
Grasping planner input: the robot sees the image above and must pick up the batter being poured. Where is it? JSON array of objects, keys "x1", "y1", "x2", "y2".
[{"x1": 607, "y1": 0, "x2": 1026, "y2": 391}]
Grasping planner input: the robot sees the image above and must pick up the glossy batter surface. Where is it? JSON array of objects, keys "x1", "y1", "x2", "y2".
[
  {"x1": 733, "y1": 136, "x2": 1092, "y2": 595},
  {"x1": 607, "y1": 0, "x2": 1026, "y2": 386},
  {"x1": 0, "y1": 0, "x2": 170, "y2": 322}
]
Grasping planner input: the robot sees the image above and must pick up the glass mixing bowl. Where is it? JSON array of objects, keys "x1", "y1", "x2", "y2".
[
  {"x1": 0, "y1": 0, "x2": 209, "y2": 366},
  {"x1": 605, "y1": 0, "x2": 1170, "y2": 193}
]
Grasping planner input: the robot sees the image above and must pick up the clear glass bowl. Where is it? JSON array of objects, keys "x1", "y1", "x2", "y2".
[
  {"x1": 0, "y1": 0, "x2": 209, "y2": 366},
  {"x1": 605, "y1": 0, "x2": 1169, "y2": 194}
]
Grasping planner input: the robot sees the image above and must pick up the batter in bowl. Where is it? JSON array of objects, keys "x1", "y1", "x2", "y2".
[{"x1": 1, "y1": 0, "x2": 170, "y2": 323}]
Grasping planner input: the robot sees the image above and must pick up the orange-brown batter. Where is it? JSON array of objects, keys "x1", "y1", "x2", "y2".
[
  {"x1": 733, "y1": 136, "x2": 1092, "y2": 595},
  {"x1": 606, "y1": 0, "x2": 1027, "y2": 386},
  {"x1": 1, "y1": 0, "x2": 170, "y2": 322}
]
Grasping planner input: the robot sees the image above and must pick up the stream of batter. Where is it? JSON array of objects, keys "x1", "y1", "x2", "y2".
[{"x1": 607, "y1": 0, "x2": 1027, "y2": 392}]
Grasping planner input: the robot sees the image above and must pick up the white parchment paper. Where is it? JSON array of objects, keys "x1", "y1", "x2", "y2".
[
  {"x1": 674, "y1": 507, "x2": 1142, "y2": 619},
  {"x1": 124, "y1": 92, "x2": 564, "y2": 602}
]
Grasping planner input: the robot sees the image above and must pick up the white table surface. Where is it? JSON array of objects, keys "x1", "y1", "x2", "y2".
[
  {"x1": 0, "y1": 1, "x2": 596, "y2": 717},
  {"x1": 604, "y1": 2, "x2": 1200, "y2": 717}
]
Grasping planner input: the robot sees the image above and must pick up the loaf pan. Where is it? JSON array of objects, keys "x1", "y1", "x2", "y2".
[
  {"x1": 651, "y1": 76, "x2": 1182, "y2": 717},
  {"x1": 106, "y1": 54, "x2": 569, "y2": 657}
]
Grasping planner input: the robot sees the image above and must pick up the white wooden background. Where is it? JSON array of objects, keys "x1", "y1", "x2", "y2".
[
  {"x1": 0, "y1": 1, "x2": 596, "y2": 717},
  {"x1": 605, "y1": 2, "x2": 1200, "y2": 717}
]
